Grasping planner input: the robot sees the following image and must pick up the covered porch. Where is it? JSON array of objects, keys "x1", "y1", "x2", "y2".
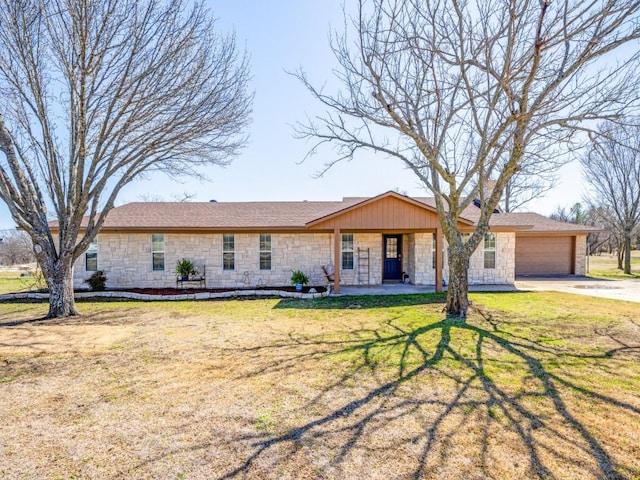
[{"x1": 306, "y1": 192, "x2": 475, "y2": 294}]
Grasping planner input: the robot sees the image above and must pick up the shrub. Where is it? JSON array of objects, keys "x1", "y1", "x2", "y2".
[
  {"x1": 87, "y1": 270, "x2": 107, "y2": 291},
  {"x1": 290, "y1": 269, "x2": 310, "y2": 285},
  {"x1": 176, "y1": 258, "x2": 195, "y2": 278}
]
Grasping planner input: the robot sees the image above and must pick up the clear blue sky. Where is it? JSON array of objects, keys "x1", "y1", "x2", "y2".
[{"x1": 0, "y1": 0, "x2": 585, "y2": 230}]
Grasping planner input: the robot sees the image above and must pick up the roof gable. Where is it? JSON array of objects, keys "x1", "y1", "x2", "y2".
[{"x1": 307, "y1": 191, "x2": 472, "y2": 230}]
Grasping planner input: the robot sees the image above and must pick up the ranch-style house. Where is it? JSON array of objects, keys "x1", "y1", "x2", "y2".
[{"x1": 65, "y1": 191, "x2": 598, "y2": 293}]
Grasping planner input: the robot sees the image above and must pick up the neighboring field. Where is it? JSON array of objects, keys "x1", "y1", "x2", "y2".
[
  {"x1": 0, "y1": 267, "x2": 41, "y2": 295},
  {"x1": 0, "y1": 293, "x2": 639, "y2": 479},
  {"x1": 589, "y1": 250, "x2": 640, "y2": 279}
]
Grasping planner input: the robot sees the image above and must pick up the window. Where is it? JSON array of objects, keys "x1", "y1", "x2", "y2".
[
  {"x1": 341, "y1": 233, "x2": 354, "y2": 270},
  {"x1": 152, "y1": 234, "x2": 165, "y2": 271},
  {"x1": 223, "y1": 234, "x2": 235, "y2": 270},
  {"x1": 85, "y1": 239, "x2": 98, "y2": 271},
  {"x1": 484, "y1": 233, "x2": 496, "y2": 269},
  {"x1": 259, "y1": 234, "x2": 271, "y2": 270}
]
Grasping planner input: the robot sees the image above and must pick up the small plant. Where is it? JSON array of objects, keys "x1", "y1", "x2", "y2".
[
  {"x1": 87, "y1": 270, "x2": 107, "y2": 291},
  {"x1": 290, "y1": 269, "x2": 310, "y2": 286},
  {"x1": 176, "y1": 258, "x2": 195, "y2": 278}
]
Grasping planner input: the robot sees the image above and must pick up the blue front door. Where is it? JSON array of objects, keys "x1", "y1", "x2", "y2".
[{"x1": 383, "y1": 235, "x2": 402, "y2": 281}]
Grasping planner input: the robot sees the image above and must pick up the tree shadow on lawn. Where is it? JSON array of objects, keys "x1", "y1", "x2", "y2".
[
  {"x1": 274, "y1": 292, "x2": 448, "y2": 310},
  {"x1": 0, "y1": 306, "x2": 142, "y2": 328},
  {"x1": 104, "y1": 298, "x2": 640, "y2": 479},
  {"x1": 211, "y1": 308, "x2": 639, "y2": 479}
]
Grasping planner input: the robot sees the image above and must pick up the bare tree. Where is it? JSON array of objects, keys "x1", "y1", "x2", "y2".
[
  {"x1": 137, "y1": 191, "x2": 198, "y2": 202},
  {"x1": 297, "y1": 0, "x2": 640, "y2": 317},
  {"x1": 502, "y1": 160, "x2": 559, "y2": 212},
  {"x1": 549, "y1": 203, "x2": 610, "y2": 260},
  {"x1": 0, "y1": 0, "x2": 251, "y2": 317},
  {"x1": 0, "y1": 229, "x2": 34, "y2": 265},
  {"x1": 549, "y1": 202, "x2": 590, "y2": 224},
  {"x1": 581, "y1": 122, "x2": 640, "y2": 274},
  {"x1": 593, "y1": 206, "x2": 627, "y2": 267}
]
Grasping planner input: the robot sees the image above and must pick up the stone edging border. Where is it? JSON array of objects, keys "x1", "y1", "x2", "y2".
[{"x1": 0, "y1": 288, "x2": 330, "y2": 302}]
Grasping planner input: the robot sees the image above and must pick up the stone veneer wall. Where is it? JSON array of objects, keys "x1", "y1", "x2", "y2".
[
  {"x1": 412, "y1": 232, "x2": 436, "y2": 285},
  {"x1": 74, "y1": 232, "x2": 334, "y2": 289},
  {"x1": 341, "y1": 233, "x2": 383, "y2": 285},
  {"x1": 467, "y1": 232, "x2": 515, "y2": 284},
  {"x1": 73, "y1": 230, "x2": 516, "y2": 289},
  {"x1": 440, "y1": 232, "x2": 515, "y2": 285},
  {"x1": 73, "y1": 232, "x2": 390, "y2": 289},
  {"x1": 406, "y1": 234, "x2": 416, "y2": 284},
  {"x1": 574, "y1": 234, "x2": 587, "y2": 276}
]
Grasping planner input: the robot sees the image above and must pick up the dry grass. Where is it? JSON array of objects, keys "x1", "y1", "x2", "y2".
[{"x1": 0, "y1": 293, "x2": 639, "y2": 479}]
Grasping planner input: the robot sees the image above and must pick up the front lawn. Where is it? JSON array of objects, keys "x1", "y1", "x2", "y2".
[{"x1": 0, "y1": 292, "x2": 638, "y2": 479}]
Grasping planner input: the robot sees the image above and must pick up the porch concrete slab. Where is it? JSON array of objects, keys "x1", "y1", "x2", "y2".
[{"x1": 515, "y1": 276, "x2": 640, "y2": 303}]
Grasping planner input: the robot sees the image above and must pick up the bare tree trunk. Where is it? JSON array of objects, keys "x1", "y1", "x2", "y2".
[
  {"x1": 617, "y1": 244, "x2": 624, "y2": 270},
  {"x1": 446, "y1": 248, "x2": 470, "y2": 318},
  {"x1": 40, "y1": 254, "x2": 77, "y2": 318},
  {"x1": 624, "y1": 233, "x2": 632, "y2": 275}
]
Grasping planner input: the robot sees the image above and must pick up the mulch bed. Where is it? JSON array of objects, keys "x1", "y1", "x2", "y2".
[{"x1": 81, "y1": 285, "x2": 328, "y2": 296}]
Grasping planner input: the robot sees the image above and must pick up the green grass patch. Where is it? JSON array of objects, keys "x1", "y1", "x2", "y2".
[
  {"x1": 587, "y1": 269, "x2": 640, "y2": 279},
  {"x1": 587, "y1": 251, "x2": 640, "y2": 278}
]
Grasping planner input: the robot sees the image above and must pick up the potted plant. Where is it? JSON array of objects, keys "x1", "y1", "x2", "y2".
[
  {"x1": 176, "y1": 258, "x2": 195, "y2": 280},
  {"x1": 290, "y1": 269, "x2": 309, "y2": 291}
]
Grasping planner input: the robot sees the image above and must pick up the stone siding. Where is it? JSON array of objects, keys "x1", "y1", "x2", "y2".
[
  {"x1": 575, "y1": 234, "x2": 587, "y2": 275},
  {"x1": 74, "y1": 230, "x2": 517, "y2": 289},
  {"x1": 74, "y1": 232, "x2": 335, "y2": 289},
  {"x1": 73, "y1": 232, "x2": 390, "y2": 289},
  {"x1": 341, "y1": 233, "x2": 382, "y2": 285},
  {"x1": 441, "y1": 232, "x2": 515, "y2": 285},
  {"x1": 411, "y1": 233, "x2": 436, "y2": 285},
  {"x1": 467, "y1": 232, "x2": 515, "y2": 285}
]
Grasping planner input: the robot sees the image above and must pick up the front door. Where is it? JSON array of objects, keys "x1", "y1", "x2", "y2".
[{"x1": 383, "y1": 235, "x2": 402, "y2": 281}]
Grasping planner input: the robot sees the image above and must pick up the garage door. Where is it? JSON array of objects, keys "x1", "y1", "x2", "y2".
[{"x1": 515, "y1": 236, "x2": 574, "y2": 275}]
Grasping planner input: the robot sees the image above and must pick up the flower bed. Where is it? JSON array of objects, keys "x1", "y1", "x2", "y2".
[{"x1": 0, "y1": 285, "x2": 329, "y2": 302}]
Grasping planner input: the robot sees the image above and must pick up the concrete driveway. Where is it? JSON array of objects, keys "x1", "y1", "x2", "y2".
[{"x1": 515, "y1": 276, "x2": 640, "y2": 303}]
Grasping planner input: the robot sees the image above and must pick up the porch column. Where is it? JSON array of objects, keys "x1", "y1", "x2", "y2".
[
  {"x1": 435, "y1": 227, "x2": 443, "y2": 293},
  {"x1": 333, "y1": 227, "x2": 341, "y2": 294}
]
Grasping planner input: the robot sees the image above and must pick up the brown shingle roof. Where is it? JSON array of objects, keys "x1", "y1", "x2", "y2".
[
  {"x1": 52, "y1": 194, "x2": 600, "y2": 234},
  {"x1": 412, "y1": 198, "x2": 600, "y2": 233},
  {"x1": 91, "y1": 200, "x2": 362, "y2": 230}
]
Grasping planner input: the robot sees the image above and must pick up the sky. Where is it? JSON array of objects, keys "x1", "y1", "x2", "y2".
[{"x1": 0, "y1": 0, "x2": 589, "y2": 230}]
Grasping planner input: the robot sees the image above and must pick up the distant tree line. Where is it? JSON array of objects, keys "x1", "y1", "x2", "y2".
[
  {"x1": 0, "y1": 229, "x2": 34, "y2": 266},
  {"x1": 550, "y1": 122, "x2": 640, "y2": 274}
]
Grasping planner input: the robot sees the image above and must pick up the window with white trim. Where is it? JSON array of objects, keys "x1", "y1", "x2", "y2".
[
  {"x1": 341, "y1": 233, "x2": 354, "y2": 270},
  {"x1": 86, "y1": 239, "x2": 98, "y2": 271},
  {"x1": 223, "y1": 234, "x2": 235, "y2": 270},
  {"x1": 484, "y1": 233, "x2": 496, "y2": 269},
  {"x1": 152, "y1": 234, "x2": 165, "y2": 271},
  {"x1": 259, "y1": 234, "x2": 271, "y2": 270}
]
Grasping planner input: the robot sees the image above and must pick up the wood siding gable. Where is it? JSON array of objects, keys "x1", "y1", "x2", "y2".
[{"x1": 307, "y1": 193, "x2": 445, "y2": 231}]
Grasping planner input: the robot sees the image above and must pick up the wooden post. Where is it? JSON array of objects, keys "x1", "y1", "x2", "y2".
[
  {"x1": 435, "y1": 228, "x2": 443, "y2": 293},
  {"x1": 333, "y1": 227, "x2": 341, "y2": 294}
]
